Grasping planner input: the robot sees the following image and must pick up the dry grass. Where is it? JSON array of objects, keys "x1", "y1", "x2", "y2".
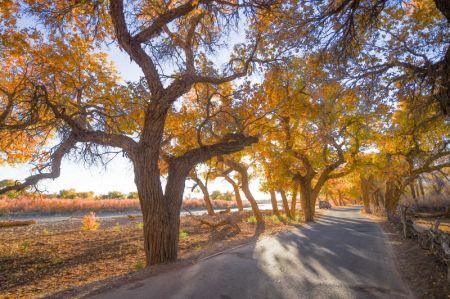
[{"x1": 0, "y1": 197, "x2": 237, "y2": 216}]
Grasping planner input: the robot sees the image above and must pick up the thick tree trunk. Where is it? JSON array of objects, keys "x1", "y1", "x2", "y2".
[
  {"x1": 223, "y1": 174, "x2": 244, "y2": 211},
  {"x1": 279, "y1": 190, "x2": 292, "y2": 218},
  {"x1": 134, "y1": 159, "x2": 180, "y2": 265},
  {"x1": 192, "y1": 176, "x2": 215, "y2": 216},
  {"x1": 299, "y1": 182, "x2": 315, "y2": 222},
  {"x1": 269, "y1": 189, "x2": 280, "y2": 216},
  {"x1": 384, "y1": 179, "x2": 402, "y2": 221}
]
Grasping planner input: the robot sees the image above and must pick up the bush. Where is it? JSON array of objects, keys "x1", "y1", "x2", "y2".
[
  {"x1": 246, "y1": 215, "x2": 257, "y2": 224},
  {"x1": 76, "y1": 191, "x2": 95, "y2": 199},
  {"x1": 102, "y1": 191, "x2": 125, "y2": 199},
  {"x1": 59, "y1": 189, "x2": 77, "y2": 199},
  {"x1": 82, "y1": 212, "x2": 99, "y2": 231},
  {"x1": 210, "y1": 190, "x2": 233, "y2": 201},
  {"x1": 179, "y1": 229, "x2": 188, "y2": 240},
  {"x1": 128, "y1": 192, "x2": 139, "y2": 199}
]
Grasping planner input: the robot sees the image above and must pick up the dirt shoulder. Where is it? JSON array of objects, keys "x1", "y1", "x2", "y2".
[
  {"x1": 0, "y1": 211, "x2": 301, "y2": 298},
  {"x1": 364, "y1": 212, "x2": 449, "y2": 299}
]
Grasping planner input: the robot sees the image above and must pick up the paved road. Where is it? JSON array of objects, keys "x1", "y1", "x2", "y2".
[{"x1": 90, "y1": 207, "x2": 412, "y2": 299}]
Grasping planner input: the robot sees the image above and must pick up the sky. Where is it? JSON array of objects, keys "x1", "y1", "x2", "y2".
[{"x1": 0, "y1": 27, "x2": 267, "y2": 200}]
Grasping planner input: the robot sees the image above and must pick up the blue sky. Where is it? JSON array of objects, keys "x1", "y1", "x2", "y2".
[{"x1": 0, "y1": 35, "x2": 266, "y2": 199}]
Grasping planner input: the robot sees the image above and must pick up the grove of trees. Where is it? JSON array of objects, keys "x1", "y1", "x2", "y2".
[{"x1": 0, "y1": 0, "x2": 448, "y2": 266}]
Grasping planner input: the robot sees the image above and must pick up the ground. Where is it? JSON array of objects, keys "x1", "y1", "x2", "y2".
[
  {"x1": 58, "y1": 208, "x2": 417, "y2": 299},
  {"x1": 378, "y1": 220, "x2": 449, "y2": 298},
  {"x1": 0, "y1": 210, "x2": 300, "y2": 298}
]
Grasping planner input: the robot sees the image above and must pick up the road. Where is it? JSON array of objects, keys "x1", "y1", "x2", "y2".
[{"x1": 90, "y1": 207, "x2": 412, "y2": 299}]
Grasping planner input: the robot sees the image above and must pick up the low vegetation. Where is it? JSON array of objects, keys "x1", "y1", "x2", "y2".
[{"x1": 0, "y1": 197, "x2": 238, "y2": 216}]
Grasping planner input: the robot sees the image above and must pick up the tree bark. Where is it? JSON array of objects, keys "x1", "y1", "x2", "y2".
[
  {"x1": 418, "y1": 176, "x2": 425, "y2": 198},
  {"x1": 299, "y1": 180, "x2": 316, "y2": 222},
  {"x1": 192, "y1": 175, "x2": 215, "y2": 215},
  {"x1": 384, "y1": 179, "x2": 403, "y2": 221},
  {"x1": 269, "y1": 189, "x2": 280, "y2": 216},
  {"x1": 360, "y1": 177, "x2": 372, "y2": 214},
  {"x1": 223, "y1": 174, "x2": 244, "y2": 211},
  {"x1": 409, "y1": 183, "x2": 417, "y2": 201},
  {"x1": 279, "y1": 190, "x2": 292, "y2": 218},
  {"x1": 291, "y1": 184, "x2": 298, "y2": 217},
  {"x1": 337, "y1": 190, "x2": 344, "y2": 206},
  {"x1": 134, "y1": 156, "x2": 181, "y2": 265},
  {"x1": 224, "y1": 160, "x2": 264, "y2": 223}
]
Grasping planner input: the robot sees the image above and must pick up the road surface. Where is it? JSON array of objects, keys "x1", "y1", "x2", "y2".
[{"x1": 90, "y1": 207, "x2": 412, "y2": 299}]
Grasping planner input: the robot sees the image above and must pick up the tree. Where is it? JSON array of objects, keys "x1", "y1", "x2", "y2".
[
  {"x1": 0, "y1": 0, "x2": 277, "y2": 265},
  {"x1": 254, "y1": 59, "x2": 370, "y2": 221},
  {"x1": 269, "y1": 0, "x2": 450, "y2": 115},
  {"x1": 376, "y1": 97, "x2": 450, "y2": 219}
]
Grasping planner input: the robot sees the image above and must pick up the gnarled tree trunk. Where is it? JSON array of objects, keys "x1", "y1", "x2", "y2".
[{"x1": 134, "y1": 155, "x2": 182, "y2": 265}]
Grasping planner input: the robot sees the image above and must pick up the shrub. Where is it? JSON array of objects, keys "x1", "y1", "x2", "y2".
[
  {"x1": 246, "y1": 216, "x2": 257, "y2": 224},
  {"x1": 128, "y1": 192, "x2": 139, "y2": 199},
  {"x1": 76, "y1": 191, "x2": 95, "y2": 199},
  {"x1": 82, "y1": 212, "x2": 100, "y2": 231},
  {"x1": 102, "y1": 191, "x2": 126, "y2": 199},
  {"x1": 59, "y1": 189, "x2": 77, "y2": 199},
  {"x1": 134, "y1": 260, "x2": 145, "y2": 271},
  {"x1": 179, "y1": 229, "x2": 188, "y2": 240},
  {"x1": 210, "y1": 190, "x2": 233, "y2": 201}
]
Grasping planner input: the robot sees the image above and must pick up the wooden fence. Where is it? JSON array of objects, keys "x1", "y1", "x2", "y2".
[{"x1": 399, "y1": 206, "x2": 450, "y2": 282}]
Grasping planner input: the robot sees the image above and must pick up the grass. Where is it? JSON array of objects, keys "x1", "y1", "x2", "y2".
[
  {"x1": 136, "y1": 222, "x2": 144, "y2": 229},
  {"x1": 134, "y1": 260, "x2": 145, "y2": 271},
  {"x1": 179, "y1": 229, "x2": 189, "y2": 240}
]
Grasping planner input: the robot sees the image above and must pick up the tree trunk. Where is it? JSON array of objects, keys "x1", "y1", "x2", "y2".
[
  {"x1": 279, "y1": 190, "x2": 292, "y2": 218},
  {"x1": 384, "y1": 179, "x2": 402, "y2": 221},
  {"x1": 360, "y1": 176, "x2": 372, "y2": 214},
  {"x1": 409, "y1": 183, "x2": 417, "y2": 201},
  {"x1": 223, "y1": 174, "x2": 244, "y2": 211},
  {"x1": 291, "y1": 184, "x2": 298, "y2": 218},
  {"x1": 299, "y1": 182, "x2": 315, "y2": 222},
  {"x1": 134, "y1": 159, "x2": 180, "y2": 265},
  {"x1": 269, "y1": 189, "x2": 280, "y2": 216},
  {"x1": 192, "y1": 176, "x2": 215, "y2": 215},
  {"x1": 224, "y1": 160, "x2": 263, "y2": 223},
  {"x1": 337, "y1": 190, "x2": 344, "y2": 206},
  {"x1": 418, "y1": 176, "x2": 425, "y2": 198}
]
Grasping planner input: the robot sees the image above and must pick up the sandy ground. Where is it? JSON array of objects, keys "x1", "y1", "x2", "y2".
[
  {"x1": 0, "y1": 210, "x2": 301, "y2": 298},
  {"x1": 364, "y1": 212, "x2": 449, "y2": 298}
]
